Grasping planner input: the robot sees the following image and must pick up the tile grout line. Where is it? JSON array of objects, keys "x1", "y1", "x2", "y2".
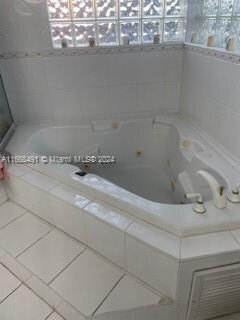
[
  {"x1": 44, "y1": 309, "x2": 67, "y2": 320},
  {"x1": 1, "y1": 201, "x2": 168, "y2": 301},
  {"x1": 0, "y1": 281, "x2": 22, "y2": 305},
  {"x1": 91, "y1": 274, "x2": 125, "y2": 316},
  {"x1": 48, "y1": 248, "x2": 87, "y2": 286},
  {"x1": 10, "y1": 173, "x2": 180, "y2": 262},
  {"x1": 15, "y1": 227, "x2": 54, "y2": 259},
  {"x1": 82, "y1": 242, "x2": 165, "y2": 297},
  {"x1": 44, "y1": 311, "x2": 55, "y2": 320},
  {"x1": 0, "y1": 210, "x2": 27, "y2": 232},
  {"x1": 0, "y1": 261, "x2": 57, "y2": 315},
  {"x1": 2, "y1": 203, "x2": 166, "y2": 298}
]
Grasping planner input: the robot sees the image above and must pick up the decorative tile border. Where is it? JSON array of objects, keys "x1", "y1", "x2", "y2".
[
  {"x1": 184, "y1": 42, "x2": 240, "y2": 64},
  {"x1": 1, "y1": 42, "x2": 240, "y2": 64},
  {"x1": 0, "y1": 43, "x2": 183, "y2": 60}
]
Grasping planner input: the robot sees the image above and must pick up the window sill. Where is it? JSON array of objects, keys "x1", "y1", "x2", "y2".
[{"x1": 184, "y1": 42, "x2": 240, "y2": 64}]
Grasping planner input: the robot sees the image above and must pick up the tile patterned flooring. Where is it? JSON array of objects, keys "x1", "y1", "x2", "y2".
[
  {"x1": 0, "y1": 201, "x2": 162, "y2": 320},
  {"x1": 0, "y1": 201, "x2": 239, "y2": 320}
]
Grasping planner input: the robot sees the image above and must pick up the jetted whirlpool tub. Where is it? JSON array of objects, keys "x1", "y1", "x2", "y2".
[{"x1": 6, "y1": 115, "x2": 240, "y2": 236}]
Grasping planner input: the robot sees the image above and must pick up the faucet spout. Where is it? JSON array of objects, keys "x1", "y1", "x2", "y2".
[{"x1": 197, "y1": 170, "x2": 227, "y2": 209}]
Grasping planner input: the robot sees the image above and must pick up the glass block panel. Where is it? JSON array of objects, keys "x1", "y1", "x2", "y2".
[
  {"x1": 47, "y1": 0, "x2": 70, "y2": 19},
  {"x1": 97, "y1": 0, "x2": 117, "y2": 18},
  {"x1": 233, "y1": 0, "x2": 240, "y2": 15},
  {"x1": 203, "y1": 0, "x2": 218, "y2": 16},
  {"x1": 120, "y1": 20, "x2": 140, "y2": 43},
  {"x1": 199, "y1": 18, "x2": 217, "y2": 44},
  {"x1": 165, "y1": 0, "x2": 181, "y2": 16},
  {"x1": 216, "y1": 18, "x2": 232, "y2": 47},
  {"x1": 50, "y1": 23, "x2": 74, "y2": 48},
  {"x1": 71, "y1": 0, "x2": 94, "y2": 19},
  {"x1": 98, "y1": 21, "x2": 118, "y2": 45},
  {"x1": 164, "y1": 18, "x2": 186, "y2": 41},
  {"x1": 142, "y1": 20, "x2": 162, "y2": 43},
  {"x1": 120, "y1": 0, "x2": 140, "y2": 17},
  {"x1": 232, "y1": 19, "x2": 240, "y2": 49},
  {"x1": 219, "y1": 0, "x2": 234, "y2": 15},
  {"x1": 143, "y1": 0, "x2": 163, "y2": 17},
  {"x1": 74, "y1": 23, "x2": 96, "y2": 46}
]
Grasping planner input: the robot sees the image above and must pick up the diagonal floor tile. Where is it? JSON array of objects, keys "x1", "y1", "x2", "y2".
[
  {"x1": 0, "y1": 201, "x2": 26, "y2": 229},
  {"x1": 47, "y1": 312, "x2": 64, "y2": 320},
  {"x1": 51, "y1": 250, "x2": 123, "y2": 316},
  {"x1": 0, "y1": 213, "x2": 52, "y2": 257},
  {"x1": 0, "y1": 264, "x2": 20, "y2": 303},
  {"x1": 96, "y1": 275, "x2": 161, "y2": 314},
  {"x1": 0, "y1": 285, "x2": 52, "y2": 320},
  {"x1": 18, "y1": 229, "x2": 85, "y2": 283}
]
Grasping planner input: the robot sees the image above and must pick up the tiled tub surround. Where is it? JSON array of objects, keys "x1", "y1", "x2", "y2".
[
  {"x1": 6, "y1": 115, "x2": 240, "y2": 237},
  {"x1": 3, "y1": 166, "x2": 240, "y2": 320},
  {"x1": 180, "y1": 45, "x2": 240, "y2": 162},
  {"x1": 0, "y1": 44, "x2": 182, "y2": 125},
  {"x1": 4, "y1": 165, "x2": 179, "y2": 299}
]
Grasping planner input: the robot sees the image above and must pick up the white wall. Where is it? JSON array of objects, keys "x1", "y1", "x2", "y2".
[
  {"x1": 0, "y1": 50, "x2": 182, "y2": 124},
  {"x1": 0, "y1": 0, "x2": 183, "y2": 125},
  {"x1": 180, "y1": 49, "x2": 240, "y2": 160},
  {"x1": 0, "y1": 0, "x2": 51, "y2": 53}
]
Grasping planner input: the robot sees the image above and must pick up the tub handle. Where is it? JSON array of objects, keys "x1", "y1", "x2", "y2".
[
  {"x1": 228, "y1": 184, "x2": 240, "y2": 203},
  {"x1": 185, "y1": 193, "x2": 206, "y2": 214}
]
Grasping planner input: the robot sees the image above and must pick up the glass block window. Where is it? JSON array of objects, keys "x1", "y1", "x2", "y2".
[
  {"x1": 199, "y1": 0, "x2": 240, "y2": 48},
  {"x1": 47, "y1": 0, "x2": 187, "y2": 47}
]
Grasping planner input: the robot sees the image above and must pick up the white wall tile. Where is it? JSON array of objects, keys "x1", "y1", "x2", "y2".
[
  {"x1": 83, "y1": 201, "x2": 132, "y2": 267},
  {"x1": 49, "y1": 196, "x2": 88, "y2": 244},
  {"x1": 138, "y1": 51, "x2": 182, "y2": 84},
  {"x1": 8, "y1": 90, "x2": 53, "y2": 124},
  {"x1": 0, "y1": 0, "x2": 183, "y2": 124},
  {"x1": 22, "y1": 171, "x2": 60, "y2": 191},
  {"x1": 6, "y1": 176, "x2": 57, "y2": 225},
  {"x1": 0, "y1": 0, "x2": 51, "y2": 52},
  {"x1": 1, "y1": 58, "x2": 48, "y2": 92},
  {"x1": 125, "y1": 235, "x2": 179, "y2": 299},
  {"x1": 108, "y1": 53, "x2": 140, "y2": 86},
  {"x1": 126, "y1": 221, "x2": 180, "y2": 259},
  {"x1": 180, "y1": 50, "x2": 240, "y2": 160},
  {"x1": 1, "y1": 50, "x2": 183, "y2": 125},
  {"x1": 50, "y1": 184, "x2": 91, "y2": 209},
  {"x1": 181, "y1": 231, "x2": 240, "y2": 261},
  {"x1": 84, "y1": 213, "x2": 126, "y2": 267}
]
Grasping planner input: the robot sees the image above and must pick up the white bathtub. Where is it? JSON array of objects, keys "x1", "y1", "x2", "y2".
[{"x1": 6, "y1": 115, "x2": 240, "y2": 236}]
